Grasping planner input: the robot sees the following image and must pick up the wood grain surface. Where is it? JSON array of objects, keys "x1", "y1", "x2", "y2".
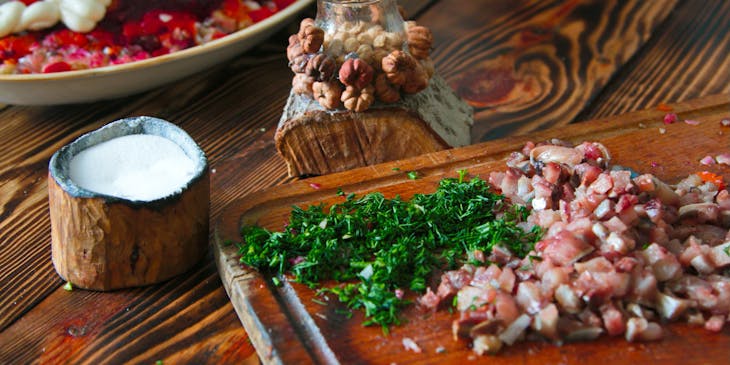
[
  {"x1": 1, "y1": 0, "x2": 728, "y2": 363},
  {"x1": 214, "y1": 95, "x2": 730, "y2": 364}
]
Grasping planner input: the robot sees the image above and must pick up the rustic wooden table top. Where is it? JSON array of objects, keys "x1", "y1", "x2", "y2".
[{"x1": 0, "y1": 0, "x2": 728, "y2": 364}]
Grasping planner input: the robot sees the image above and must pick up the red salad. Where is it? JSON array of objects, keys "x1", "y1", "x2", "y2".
[{"x1": 0, "y1": 0, "x2": 297, "y2": 74}]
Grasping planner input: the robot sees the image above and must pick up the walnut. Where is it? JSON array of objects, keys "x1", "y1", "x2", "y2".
[
  {"x1": 341, "y1": 85, "x2": 375, "y2": 112},
  {"x1": 299, "y1": 18, "x2": 315, "y2": 30},
  {"x1": 305, "y1": 54, "x2": 336, "y2": 82},
  {"x1": 292, "y1": 74, "x2": 315, "y2": 95},
  {"x1": 290, "y1": 53, "x2": 311, "y2": 74},
  {"x1": 356, "y1": 32, "x2": 373, "y2": 46},
  {"x1": 355, "y1": 44, "x2": 374, "y2": 65},
  {"x1": 312, "y1": 80, "x2": 342, "y2": 109},
  {"x1": 326, "y1": 38, "x2": 344, "y2": 57},
  {"x1": 286, "y1": 34, "x2": 303, "y2": 62},
  {"x1": 374, "y1": 73, "x2": 400, "y2": 103},
  {"x1": 338, "y1": 58, "x2": 374, "y2": 90},
  {"x1": 381, "y1": 50, "x2": 416, "y2": 86},
  {"x1": 407, "y1": 25, "x2": 433, "y2": 60},
  {"x1": 345, "y1": 37, "x2": 360, "y2": 53},
  {"x1": 299, "y1": 25, "x2": 324, "y2": 53},
  {"x1": 371, "y1": 48, "x2": 389, "y2": 70},
  {"x1": 402, "y1": 63, "x2": 428, "y2": 94}
]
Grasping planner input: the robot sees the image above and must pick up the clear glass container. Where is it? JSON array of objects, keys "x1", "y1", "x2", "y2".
[{"x1": 315, "y1": 0, "x2": 406, "y2": 65}]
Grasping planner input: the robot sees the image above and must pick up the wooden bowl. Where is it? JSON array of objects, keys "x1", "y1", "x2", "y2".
[{"x1": 48, "y1": 116, "x2": 209, "y2": 291}]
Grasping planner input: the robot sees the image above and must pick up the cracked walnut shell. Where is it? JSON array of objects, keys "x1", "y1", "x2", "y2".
[
  {"x1": 402, "y1": 63, "x2": 428, "y2": 94},
  {"x1": 286, "y1": 34, "x2": 303, "y2": 63},
  {"x1": 406, "y1": 25, "x2": 433, "y2": 60},
  {"x1": 341, "y1": 85, "x2": 375, "y2": 112},
  {"x1": 313, "y1": 80, "x2": 342, "y2": 109},
  {"x1": 292, "y1": 74, "x2": 315, "y2": 95},
  {"x1": 381, "y1": 50, "x2": 417, "y2": 86},
  {"x1": 374, "y1": 73, "x2": 400, "y2": 103},
  {"x1": 299, "y1": 24, "x2": 325, "y2": 54},
  {"x1": 338, "y1": 58, "x2": 375, "y2": 90},
  {"x1": 306, "y1": 54, "x2": 336, "y2": 82}
]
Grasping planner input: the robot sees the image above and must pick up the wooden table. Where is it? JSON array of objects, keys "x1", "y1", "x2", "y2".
[{"x1": 1, "y1": 0, "x2": 728, "y2": 363}]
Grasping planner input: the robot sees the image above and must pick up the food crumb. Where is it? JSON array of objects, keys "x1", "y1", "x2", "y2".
[
  {"x1": 638, "y1": 123, "x2": 646, "y2": 128},
  {"x1": 700, "y1": 155, "x2": 715, "y2": 166},
  {"x1": 658, "y1": 127, "x2": 666, "y2": 134},
  {"x1": 402, "y1": 337, "x2": 422, "y2": 353},
  {"x1": 259, "y1": 127, "x2": 267, "y2": 132},
  {"x1": 211, "y1": 168, "x2": 217, "y2": 174},
  {"x1": 684, "y1": 119, "x2": 701, "y2": 126},
  {"x1": 435, "y1": 346, "x2": 446, "y2": 354},
  {"x1": 715, "y1": 153, "x2": 730, "y2": 166},
  {"x1": 663, "y1": 113, "x2": 678, "y2": 124},
  {"x1": 656, "y1": 103, "x2": 673, "y2": 112},
  {"x1": 309, "y1": 183, "x2": 322, "y2": 189},
  {"x1": 721, "y1": 119, "x2": 730, "y2": 127},
  {"x1": 650, "y1": 161, "x2": 659, "y2": 168},
  {"x1": 63, "y1": 281, "x2": 73, "y2": 291}
]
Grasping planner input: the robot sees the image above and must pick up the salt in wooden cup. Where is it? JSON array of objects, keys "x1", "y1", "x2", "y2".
[{"x1": 48, "y1": 116, "x2": 209, "y2": 290}]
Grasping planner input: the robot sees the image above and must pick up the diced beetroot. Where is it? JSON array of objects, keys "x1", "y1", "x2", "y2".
[
  {"x1": 273, "y1": 0, "x2": 297, "y2": 9},
  {"x1": 42, "y1": 61, "x2": 72, "y2": 73},
  {"x1": 44, "y1": 29, "x2": 88, "y2": 48},
  {"x1": 249, "y1": 7, "x2": 275, "y2": 22},
  {"x1": 123, "y1": 22, "x2": 144, "y2": 42},
  {"x1": 0, "y1": 35, "x2": 37, "y2": 61}
]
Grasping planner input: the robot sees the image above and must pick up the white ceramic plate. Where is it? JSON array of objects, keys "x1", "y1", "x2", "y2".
[{"x1": 0, "y1": 0, "x2": 313, "y2": 105}]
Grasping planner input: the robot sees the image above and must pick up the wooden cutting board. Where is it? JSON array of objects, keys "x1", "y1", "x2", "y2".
[{"x1": 213, "y1": 94, "x2": 730, "y2": 365}]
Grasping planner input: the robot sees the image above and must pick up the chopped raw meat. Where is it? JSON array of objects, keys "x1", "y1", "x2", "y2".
[{"x1": 420, "y1": 140, "x2": 730, "y2": 355}]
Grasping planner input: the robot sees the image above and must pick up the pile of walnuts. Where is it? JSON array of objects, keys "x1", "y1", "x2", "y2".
[{"x1": 287, "y1": 17, "x2": 434, "y2": 112}]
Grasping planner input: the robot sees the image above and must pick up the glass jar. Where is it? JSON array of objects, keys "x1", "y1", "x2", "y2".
[
  {"x1": 315, "y1": 0, "x2": 406, "y2": 66},
  {"x1": 285, "y1": 0, "x2": 434, "y2": 112}
]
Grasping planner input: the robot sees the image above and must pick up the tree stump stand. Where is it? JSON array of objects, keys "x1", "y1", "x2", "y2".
[{"x1": 275, "y1": 75, "x2": 473, "y2": 176}]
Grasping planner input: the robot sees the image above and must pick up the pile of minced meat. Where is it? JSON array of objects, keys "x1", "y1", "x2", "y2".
[{"x1": 418, "y1": 140, "x2": 730, "y2": 355}]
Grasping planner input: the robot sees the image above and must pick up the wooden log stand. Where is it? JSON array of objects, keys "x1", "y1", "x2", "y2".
[{"x1": 275, "y1": 75, "x2": 473, "y2": 176}]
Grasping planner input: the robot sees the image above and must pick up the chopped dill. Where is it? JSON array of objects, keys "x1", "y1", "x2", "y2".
[{"x1": 238, "y1": 173, "x2": 542, "y2": 332}]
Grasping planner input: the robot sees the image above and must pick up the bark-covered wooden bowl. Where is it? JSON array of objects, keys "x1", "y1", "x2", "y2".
[{"x1": 48, "y1": 116, "x2": 209, "y2": 291}]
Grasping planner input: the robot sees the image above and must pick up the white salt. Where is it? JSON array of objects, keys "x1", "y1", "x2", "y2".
[{"x1": 69, "y1": 134, "x2": 197, "y2": 201}]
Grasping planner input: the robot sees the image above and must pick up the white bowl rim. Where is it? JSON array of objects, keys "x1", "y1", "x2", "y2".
[{"x1": 0, "y1": 0, "x2": 313, "y2": 82}]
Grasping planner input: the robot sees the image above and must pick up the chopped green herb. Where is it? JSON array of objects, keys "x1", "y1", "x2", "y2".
[
  {"x1": 407, "y1": 171, "x2": 419, "y2": 180},
  {"x1": 724, "y1": 245, "x2": 730, "y2": 257},
  {"x1": 238, "y1": 174, "x2": 541, "y2": 331},
  {"x1": 155, "y1": 361, "x2": 163, "y2": 365},
  {"x1": 312, "y1": 298, "x2": 328, "y2": 306},
  {"x1": 392, "y1": 167, "x2": 401, "y2": 171},
  {"x1": 272, "y1": 276, "x2": 282, "y2": 286},
  {"x1": 63, "y1": 281, "x2": 73, "y2": 291}
]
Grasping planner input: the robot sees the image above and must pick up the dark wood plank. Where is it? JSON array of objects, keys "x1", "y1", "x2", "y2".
[
  {"x1": 1, "y1": 0, "x2": 726, "y2": 363},
  {"x1": 420, "y1": 0, "x2": 679, "y2": 142},
  {"x1": 0, "y1": 259, "x2": 257, "y2": 364},
  {"x1": 214, "y1": 95, "x2": 730, "y2": 364},
  {"x1": 577, "y1": 0, "x2": 730, "y2": 120}
]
